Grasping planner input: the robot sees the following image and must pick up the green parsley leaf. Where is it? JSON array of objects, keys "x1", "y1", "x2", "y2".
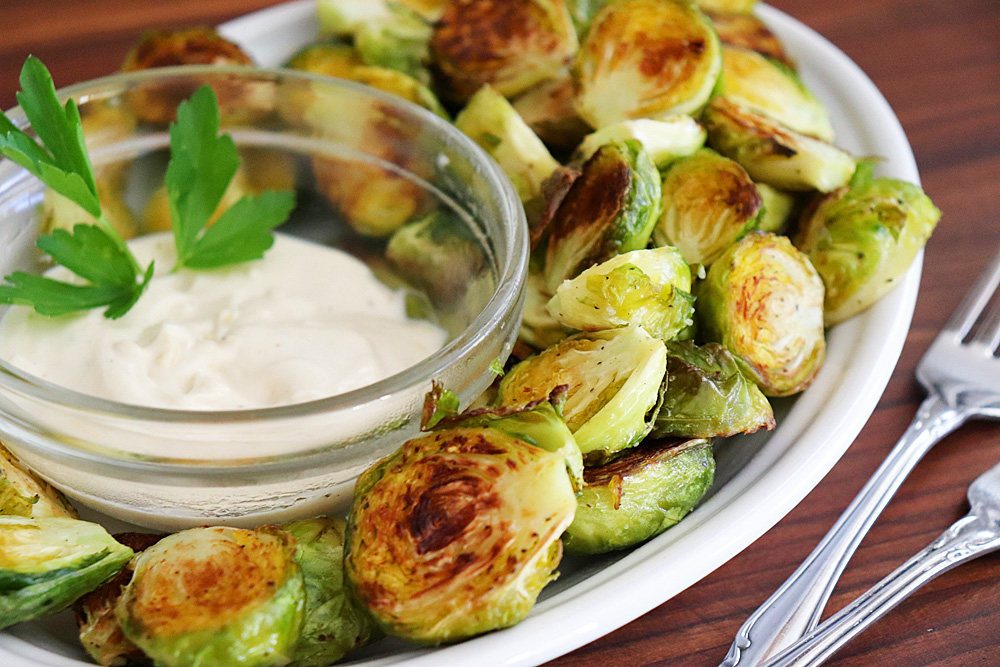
[
  {"x1": 0, "y1": 58, "x2": 150, "y2": 319},
  {"x1": 182, "y1": 191, "x2": 296, "y2": 269}
]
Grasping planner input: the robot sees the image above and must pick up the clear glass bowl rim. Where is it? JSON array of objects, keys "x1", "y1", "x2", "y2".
[{"x1": 0, "y1": 64, "x2": 529, "y2": 426}]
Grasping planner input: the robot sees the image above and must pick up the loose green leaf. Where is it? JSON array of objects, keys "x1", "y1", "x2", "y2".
[
  {"x1": 182, "y1": 191, "x2": 295, "y2": 269},
  {"x1": 0, "y1": 272, "x2": 138, "y2": 318},
  {"x1": 489, "y1": 358, "x2": 506, "y2": 377},
  {"x1": 36, "y1": 225, "x2": 138, "y2": 287}
]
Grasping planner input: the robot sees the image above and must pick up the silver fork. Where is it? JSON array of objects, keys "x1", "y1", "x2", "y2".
[
  {"x1": 720, "y1": 247, "x2": 1000, "y2": 667},
  {"x1": 757, "y1": 454, "x2": 1000, "y2": 667}
]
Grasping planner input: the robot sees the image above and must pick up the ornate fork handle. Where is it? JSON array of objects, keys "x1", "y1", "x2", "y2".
[
  {"x1": 757, "y1": 511, "x2": 1000, "y2": 667},
  {"x1": 720, "y1": 395, "x2": 967, "y2": 667}
]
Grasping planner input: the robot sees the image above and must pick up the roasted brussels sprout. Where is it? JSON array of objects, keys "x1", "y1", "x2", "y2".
[
  {"x1": 283, "y1": 518, "x2": 380, "y2": 667},
  {"x1": 794, "y1": 163, "x2": 941, "y2": 325},
  {"x1": 75, "y1": 532, "x2": 164, "y2": 667},
  {"x1": 512, "y1": 72, "x2": 592, "y2": 153},
  {"x1": 386, "y1": 209, "x2": 486, "y2": 308},
  {"x1": 394, "y1": 0, "x2": 449, "y2": 20},
  {"x1": 721, "y1": 45, "x2": 833, "y2": 142},
  {"x1": 756, "y1": 181, "x2": 797, "y2": 234},
  {"x1": 497, "y1": 326, "x2": 667, "y2": 461},
  {"x1": 696, "y1": 232, "x2": 826, "y2": 397},
  {"x1": 563, "y1": 437, "x2": 715, "y2": 554},
  {"x1": 653, "y1": 148, "x2": 763, "y2": 266},
  {"x1": 563, "y1": 0, "x2": 617, "y2": 35},
  {"x1": 454, "y1": 85, "x2": 561, "y2": 203},
  {"x1": 431, "y1": 0, "x2": 579, "y2": 102},
  {"x1": 574, "y1": 0, "x2": 722, "y2": 128},
  {"x1": 574, "y1": 116, "x2": 707, "y2": 170},
  {"x1": 1, "y1": 443, "x2": 77, "y2": 519},
  {"x1": 703, "y1": 96, "x2": 856, "y2": 193},
  {"x1": 355, "y1": 4, "x2": 434, "y2": 84},
  {"x1": 286, "y1": 43, "x2": 366, "y2": 76},
  {"x1": 651, "y1": 340, "x2": 774, "y2": 438},
  {"x1": 0, "y1": 517, "x2": 133, "y2": 630},
  {"x1": 707, "y1": 11, "x2": 795, "y2": 69},
  {"x1": 547, "y1": 247, "x2": 695, "y2": 341},
  {"x1": 117, "y1": 526, "x2": 305, "y2": 667},
  {"x1": 544, "y1": 140, "x2": 661, "y2": 293},
  {"x1": 120, "y1": 27, "x2": 256, "y2": 125},
  {"x1": 344, "y1": 423, "x2": 577, "y2": 643}
]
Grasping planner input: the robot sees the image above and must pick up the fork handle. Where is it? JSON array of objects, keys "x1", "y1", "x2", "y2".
[
  {"x1": 757, "y1": 511, "x2": 1000, "y2": 667},
  {"x1": 719, "y1": 395, "x2": 967, "y2": 667}
]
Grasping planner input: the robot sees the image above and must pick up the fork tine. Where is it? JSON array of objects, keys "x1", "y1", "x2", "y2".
[
  {"x1": 970, "y1": 295, "x2": 1000, "y2": 351},
  {"x1": 945, "y1": 247, "x2": 1000, "y2": 339}
]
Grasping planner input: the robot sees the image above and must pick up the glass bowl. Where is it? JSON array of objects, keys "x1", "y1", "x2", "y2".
[{"x1": 0, "y1": 66, "x2": 528, "y2": 530}]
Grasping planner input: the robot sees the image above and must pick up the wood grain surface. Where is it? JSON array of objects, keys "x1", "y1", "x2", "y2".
[{"x1": 3, "y1": 1, "x2": 1000, "y2": 665}]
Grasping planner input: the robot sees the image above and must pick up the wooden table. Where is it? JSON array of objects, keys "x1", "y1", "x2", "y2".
[{"x1": 3, "y1": 1, "x2": 1000, "y2": 665}]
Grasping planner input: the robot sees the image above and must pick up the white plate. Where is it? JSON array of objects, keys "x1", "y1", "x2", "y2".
[{"x1": 1, "y1": 3, "x2": 922, "y2": 666}]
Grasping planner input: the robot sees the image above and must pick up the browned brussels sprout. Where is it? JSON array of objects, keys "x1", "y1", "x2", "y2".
[
  {"x1": 696, "y1": 232, "x2": 826, "y2": 397},
  {"x1": 0, "y1": 517, "x2": 133, "y2": 630},
  {"x1": 794, "y1": 163, "x2": 941, "y2": 325},
  {"x1": 344, "y1": 419, "x2": 577, "y2": 643},
  {"x1": 117, "y1": 526, "x2": 305, "y2": 667},
  {"x1": 707, "y1": 11, "x2": 795, "y2": 69},
  {"x1": 120, "y1": 27, "x2": 256, "y2": 125},
  {"x1": 703, "y1": 96, "x2": 856, "y2": 193},
  {"x1": 283, "y1": 517, "x2": 381, "y2": 667},
  {"x1": 454, "y1": 85, "x2": 561, "y2": 203},
  {"x1": 544, "y1": 140, "x2": 661, "y2": 293},
  {"x1": 721, "y1": 45, "x2": 833, "y2": 142},
  {"x1": 0, "y1": 442, "x2": 76, "y2": 519},
  {"x1": 497, "y1": 326, "x2": 667, "y2": 461},
  {"x1": 512, "y1": 73, "x2": 592, "y2": 153},
  {"x1": 563, "y1": 437, "x2": 715, "y2": 554},
  {"x1": 547, "y1": 247, "x2": 695, "y2": 342},
  {"x1": 431, "y1": 0, "x2": 579, "y2": 102},
  {"x1": 286, "y1": 43, "x2": 366, "y2": 77},
  {"x1": 355, "y1": 4, "x2": 434, "y2": 84},
  {"x1": 651, "y1": 340, "x2": 774, "y2": 439},
  {"x1": 653, "y1": 147, "x2": 763, "y2": 266},
  {"x1": 573, "y1": 0, "x2": 722, "y2": 128},
  {"x1": 756, "y1": 181, "x2": 798, "y2": 234}
]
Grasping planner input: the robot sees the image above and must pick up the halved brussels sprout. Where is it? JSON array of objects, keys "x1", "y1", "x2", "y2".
[
  {"x1": 286, "y1": 43, "x2": 366, "y2": 77},
  {"x1": 283, "y1": 518, "x2": 380, "y2": 667},
  {"x1": 394, "y1": 0, "x2": 449, "y2": 20},
  {"x1": 120, "y1": 27, "x2": 256, "y2": 125},
  {"x1": 564, "y1": 0, "x2": 617, "y2": 35},
  {"x1": 117, "y1": 526, "x2": 305, "y2": 667},
  {"x1": 519, "y1": 269, "x2": 569, "y2": 350},
  {"x1": 563, "y1": 437, "x2": 715, "y2": 554},
  {"x1": 344, "y1": 425, "x2": 576, "y2": 644},
  {"x1": 0, "y1": 517, "x2": 133, "y2": 630},
  {"x1": 75, "y1": 532, "x2": 164, "y2": 667},
  {"x1": 544, "y1": 140, "x2": 661, "y2": 293},
  {"x1": 574, "y1": 116, "x2": 707, "y2": 170},
  {"x1": 512, "y1": 72, "x2": 592, "y2": 153},
  {"x1": 756, "y1": 181, "x2": 797, "y2": 234},
  {"x1": 454, "y1": 85, "x2": 561, "y2": 203},
  {"x1": 696, "y1": 232, "x2": 826, "y2": 397},
  {"x1": 1, "y1": 443, "x2": 77, "y2": 519},
  {"x1": 573, "y1": 0, "x2": 722, "y2": 128},
  {"x1": 653, "y1": 147, "x2": 763, "y2": 266},
  {"x1": 355, "y1": 4, "x2": 434, "y2": 84},
  {"x1": 316, "y1": 0, "x2": 392, "y2": 37},
  {"x1": 497, "y1": 326, "x2": 667, "y2": 461},
  {"x1": 794, "y1": 164, "x2": 941, "y2": 326},
  {"x1": 703, "y1": 96, "x2": 856, "y2": 192},
  {"x1": 547, "y1": 247, "x2": 695, "y2": 341},
  {"x1": 707, "y1": 11, "x2": 795, "y2": 68},
  {"x1": 386, "y1": 209, "x2": 487, "y2": 309},
  {"x1": 651, "y1": 340, "x2": 774, "y2": 438},
  {"x1": 721, "y1": 45, "x2": 833, "y2": 142},
  {"x1": 431, "y1": 0, "x2": 579, "y2": 102}
]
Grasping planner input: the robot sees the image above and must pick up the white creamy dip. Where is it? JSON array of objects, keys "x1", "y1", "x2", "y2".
[{"x1": 0, "y1": 233, "x2": 447, "y2": 410}]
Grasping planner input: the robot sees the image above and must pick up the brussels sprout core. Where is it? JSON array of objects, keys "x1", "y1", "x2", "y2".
[{"x1": 345, "y1": 427, "x2": 576, "y2": 644}]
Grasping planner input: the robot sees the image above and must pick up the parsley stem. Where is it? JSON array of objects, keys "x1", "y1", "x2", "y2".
[{"x1": 94, "y1": 212, "x2": 143, "y2": 277}]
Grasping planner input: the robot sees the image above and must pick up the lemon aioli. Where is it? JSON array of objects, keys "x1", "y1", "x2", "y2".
[{"x1": 0, "y1": 233, "x2": 447, "y2": 410}]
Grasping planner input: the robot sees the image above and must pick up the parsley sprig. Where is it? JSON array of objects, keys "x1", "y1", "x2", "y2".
[{"x1": 0, "y1": 57, "x2": 295, "y2": 319}]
